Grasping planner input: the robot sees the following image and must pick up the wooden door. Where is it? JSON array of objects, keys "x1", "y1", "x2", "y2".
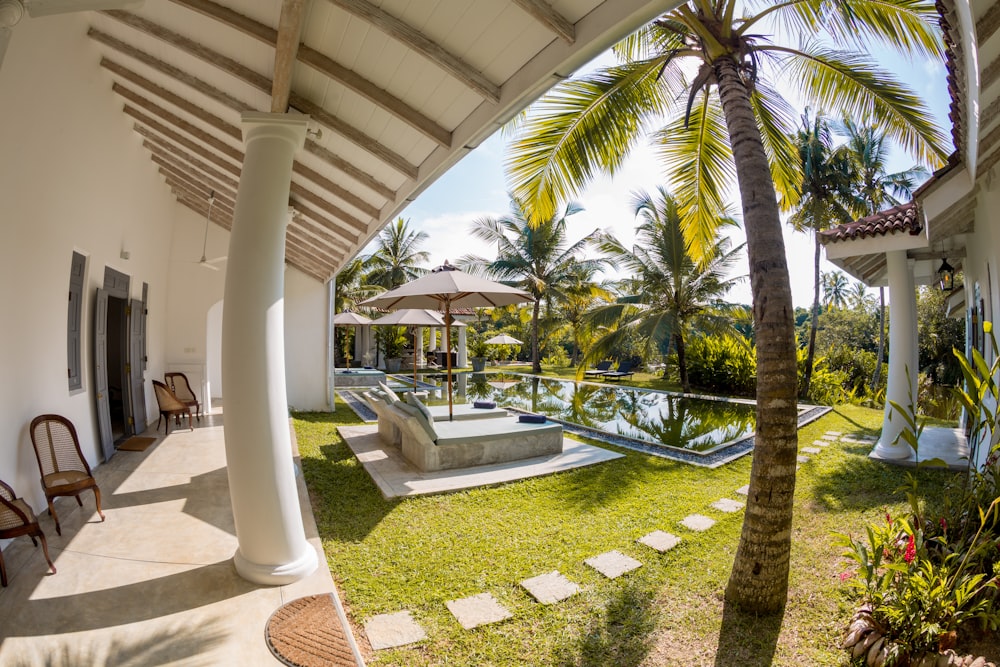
[{"x1": 93, "y1": 288, "x2": 114, "y2": 461}]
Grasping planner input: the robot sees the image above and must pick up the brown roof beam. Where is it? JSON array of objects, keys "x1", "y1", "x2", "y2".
[
  {"x1": 511, "y1": 0, "x2": 575, "y2": 43},
  {"x1": 272, "y1": 0, "x2": 308, "y2": 113},
  {"x1": 102, "y1": 10, "x2": 418, "y2": 178},
  {"x1": 168, "y1": 0, "x2": 450, "y2": 147},
  {"x1": 324, "y1": 0, "x2": 500, "y2": 104},
  {"x1": 143, "y1": 138, "x2": 240, "y2": 190},
  {"x1": 289, "y1": 181, "x2": 366, "y2": 233}
]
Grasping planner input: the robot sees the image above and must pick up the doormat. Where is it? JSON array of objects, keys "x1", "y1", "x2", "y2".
[
  {"x1": 117, "y1": 436, "x2": 157, "y2": 452},
  {"x1": 266, "y1": 594, "x2": 357, "y2": 667}
]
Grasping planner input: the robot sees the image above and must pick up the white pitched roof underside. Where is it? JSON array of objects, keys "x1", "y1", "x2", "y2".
[{"x1": 62, "y1": 0, "x2": 677, "y2": 282}]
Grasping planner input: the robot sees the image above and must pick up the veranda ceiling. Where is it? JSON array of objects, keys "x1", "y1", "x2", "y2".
[{"x1": 73, "y1": 0, "x2": 673, "y2": 282}]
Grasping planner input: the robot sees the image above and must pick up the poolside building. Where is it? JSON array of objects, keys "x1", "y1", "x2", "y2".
[{"x1": 820, "y1": 0, "x2": 997, "y2": 470}]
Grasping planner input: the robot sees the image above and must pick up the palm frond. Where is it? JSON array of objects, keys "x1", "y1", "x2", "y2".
[
  {"x1": 749, "y1": 82, "x2": 800, "y2": 212},
  {"x1": 771, "y1": 43, "x2": 950, "y2": 167},
  {"x1": 506, "y1": 58, "x2": 676, "y2": 223}
]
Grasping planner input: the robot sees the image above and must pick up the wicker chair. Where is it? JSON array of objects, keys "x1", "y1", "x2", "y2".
[
  {"x1": 164, "y1": 372, "x2": 200, "y2": 422},
  {"x1": 0, "y1": 479, "x2": 56, "y2": 587},
  {"x1": 28, "y1": 414, "x2": 105, "y2": 536},
  {"x1": 152, "y1": 380, "x2": 193, "y2": 435}
]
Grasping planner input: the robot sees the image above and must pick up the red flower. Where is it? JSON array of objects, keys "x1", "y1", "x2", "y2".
[
  {"x1": 939, "y1": 518, "x2": 948, "y2": 532},
  {"x1": 904, "y1": 534, "x2": 916, "y2": 564},
  {"x1": 839, "y1": 571, "x2": 855, "y2": 582},
  {"x1": 885, "y1": 512, "x2": 892, "y2": 526}
]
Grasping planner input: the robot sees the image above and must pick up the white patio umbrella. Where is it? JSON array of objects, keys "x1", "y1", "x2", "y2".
[
  {"x1": 484, "y1": 334, "x2": 523, "y2": 345},
  {"x1": 370, "y1": 309, "x2": 461, "y2": 388},
  {"x1": 361, "y1": 261, "x2": 532, "y2": 419},
  {"x1": 332, "y1": 311, "x2": 372, "y2": 368}
]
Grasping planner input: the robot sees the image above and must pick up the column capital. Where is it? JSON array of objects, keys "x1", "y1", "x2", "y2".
[{"x1": 240, "y1": 112, "x2": 309, "y2": 150}]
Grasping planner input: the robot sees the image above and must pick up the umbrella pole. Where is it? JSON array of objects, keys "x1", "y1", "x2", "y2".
[
  {"x1": 413, "y1": 328, "x2": 418, "y2": 390},
  {"x1": 446, "y1": 303, "x2": 453, "y2": 420}
]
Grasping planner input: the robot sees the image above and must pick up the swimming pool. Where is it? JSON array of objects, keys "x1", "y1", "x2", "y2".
[{"x1": 421, "y1": 373, "x2": 761, "y2": 454}]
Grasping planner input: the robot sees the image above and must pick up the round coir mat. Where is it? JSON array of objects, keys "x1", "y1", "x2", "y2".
[{"x1": 265, "y1": 594, "x2": 357, "y2": 667}]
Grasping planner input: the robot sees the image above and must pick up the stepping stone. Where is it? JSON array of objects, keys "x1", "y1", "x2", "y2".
[
  {"x1": 446, "y1": 593, "x2": 512, "y2": 630},
  {"x1": 680, "y1": 514, "x2": 716, "y2": 532},
  {"x1": 638, "y1": 530, "x2": 681, "y2": 553},
  {"x1": 801, "y1": 446, "x2": 822, "y2": 455},
  {"x1": 711, "y1": 498, "x2": 744, "y2": 513},
  {"x1": 813, "y1": 440, "x2": 830, "y2": 447},
  {"x1": 821, "y1": 434, "x2": 839, "y2": 441},
  {"x1": 797, "y1": 455, "x2": 811, "y2": 463},
  {"x1": 735, "y1": 484, "x2": 750, "y2": 496},
  {"x1": 520, "y1": 571, "x2": 580, "y2": 604},
  {"x1": 824, "y1": 431, "x2": 843, "y2": 437},
  {"x1": 365, "y1": 610, "x2": 427, "y2": 650},
  {"x1": 585, "y1": 550, "x2": 643, "y2": 579}
]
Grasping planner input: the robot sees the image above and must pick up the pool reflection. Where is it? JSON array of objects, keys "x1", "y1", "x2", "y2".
[{"x1": 431, "y1": 373, "x2": 755, "y2": 453}]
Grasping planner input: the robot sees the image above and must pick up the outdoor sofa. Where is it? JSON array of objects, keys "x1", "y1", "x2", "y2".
[{"x1": 370, "y1": 393, "x2": 563, "y2": 472}]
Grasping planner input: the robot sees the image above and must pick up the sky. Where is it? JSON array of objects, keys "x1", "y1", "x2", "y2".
[{"x1": 367, "y1": 26, "x2": 954, "y2": 309}]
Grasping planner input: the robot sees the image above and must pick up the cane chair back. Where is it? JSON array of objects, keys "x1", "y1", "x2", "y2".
[
  {"x1": 0, "y1": 479, "x2": 56, "y2": 586},
  {"x1": 29, "y1": 414, "x2": 105, "y2": 535}
]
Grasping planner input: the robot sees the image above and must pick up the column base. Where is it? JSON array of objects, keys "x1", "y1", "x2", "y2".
[
  {"x1": 233, "y1": 542, "x2": 318, "y2": 586},
  {"x1": 871, "y1": 439, "x2": 914, "y2": 460}
]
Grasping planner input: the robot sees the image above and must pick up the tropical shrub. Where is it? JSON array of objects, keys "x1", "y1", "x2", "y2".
[
  {"x1": 542, "y1": 346, "x2": 571, "y2": 368},
  {"x1": 685, "y1": 336, "x2": 756, "y2": 397}
]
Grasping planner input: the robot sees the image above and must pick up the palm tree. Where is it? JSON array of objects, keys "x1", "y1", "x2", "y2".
[
  {"x1": 505, "y1": 1, "x2": 947, "y2": 611},
  {"x1": 333, "y1": 257, "x2": 379, "y2": 313},
  {"x1": 463, "y1": 197, "x2": 603, "y2": 373},
  {"x1": 362, "y1": 217, "x2": 430, "y2": 290},
  {"x1": 587, "y1": 187, "x2": 744, "y2": 393},
  {"x1": 836, "y1": 120, "x2": 927, "y2": 390},
  {"x1": 849, "y1": 282, "x2": 876, "y2": 312},
  {"x1": 822, "y1": 271, "x2": 850, "y2": 309},
  {"x1": 556, "y1": 263, "x2": 612, "y2": 365},
  {"x1": 788, "y1": 112, "x2": 856, "y2": 397}
]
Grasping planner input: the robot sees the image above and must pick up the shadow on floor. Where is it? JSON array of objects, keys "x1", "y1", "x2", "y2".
[
  {"x1": 713, "y1": 601, "x2": 784, "y2": 667},
  {"x1": 0, "y1": 561, "x2": 257, "y2": 637},
  {"x1": 102, "y1": 467, "x2": 235, "y2": 535},
  {"x1": 557, "y1": 578, "x2": 659, "y2": 667}
]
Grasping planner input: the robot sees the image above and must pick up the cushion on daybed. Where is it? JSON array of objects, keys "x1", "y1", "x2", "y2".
[
  {"x1": 395, "y1": 402, "x2": 437, "y2": 442},
  {"x1": 378, "y1": 382, "x2": 399, "y2": 403},
  {"x1": 405, "y1": 392, "x2": 434, "y2": 420},
  {"x1": 518, "y1": 414, "x2": 546, "y2": 424},
  {"x1": 432, "y1": 418, "x2": 562, "y2": 447},
  {"x1": 473, "y1": 401, "x2": 496, "y2": 409}
]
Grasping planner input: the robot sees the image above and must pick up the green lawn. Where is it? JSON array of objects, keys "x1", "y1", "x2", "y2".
[{"x1": 294, "y1": 402, "x2": 966, "y2": 666}]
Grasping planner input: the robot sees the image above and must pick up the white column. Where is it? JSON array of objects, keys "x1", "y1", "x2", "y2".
[
  {"x1": 415, "y1": 327, "x2": 425, "y2": 367},
  {"x1": 873, "y1": 250, "x2": 918, "y2": 459},
  {"x1": 428, "y1": 327, "x2": 438, "y2": 352},
  {"x1": 354, "y1": 326, "x2": 365, "y2": 365},
  {"x1": 222, "y1": 112, "x2": 317, "y2": 585},
  {"x1": 457, "y1": 327, "x2": 468, "y2": 367}
]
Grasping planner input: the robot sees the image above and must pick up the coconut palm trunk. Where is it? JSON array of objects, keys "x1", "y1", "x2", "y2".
[
  {"x1": 714, "y1": 57, "x2": 799, "y2": 613},
  {"x1": 803, "y1": 233, "x2": 822, "y2": 397},
  {"x1": 531, "y1": 297, "x2": 542, "y2": 373},
  {"x1": 674, "y1": 331, "x2": 689, "y2": 393}
]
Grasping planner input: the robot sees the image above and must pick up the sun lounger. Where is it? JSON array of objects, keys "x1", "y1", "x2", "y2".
[
  {"x1": 602, "y1": 361, "x2": 635, "y2": 381},
  {"x1": 387, "y1": 401, "x2": 563, "y2": 471},
  {"x1": 584, "y1": 361, "x2": 613, "y2": 377}
]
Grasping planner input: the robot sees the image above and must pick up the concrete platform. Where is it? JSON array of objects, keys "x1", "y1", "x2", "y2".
[
  {"x1": 338, "y1": 424, "x2": 624, "y2": 498},
  {"x1": 0, "y1": 408, "x2": 364, "y2": 667}
]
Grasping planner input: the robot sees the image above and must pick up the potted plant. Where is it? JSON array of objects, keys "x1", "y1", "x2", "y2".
[
  {"x1": 469, "y1": 333, "x2": 489, "y2": 372},
  {"x1": 379, "y1": 326, "x2": 407, "y2": 373}
]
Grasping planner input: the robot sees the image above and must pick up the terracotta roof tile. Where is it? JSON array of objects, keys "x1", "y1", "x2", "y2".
[{"x1": 818, "y1": 202, "x2": 922, "y2": 244}]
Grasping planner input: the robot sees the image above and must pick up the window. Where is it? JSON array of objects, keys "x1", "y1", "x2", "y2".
[{"x1": 67, "y1": 252, "x2": 86, "y2": 391}]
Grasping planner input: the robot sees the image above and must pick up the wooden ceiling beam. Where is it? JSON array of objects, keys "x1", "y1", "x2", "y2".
[
  {"x1": 116, "y1": 85, "x2": 244, "y2": 164},
  {"x1": 156, "y1": 160, "x2": 236, "y2": 204},
  {"x1": 290, "y1": 200, "x2": 357, "y2": 248},
  {"x1": 111, "y1": 65, "x2": 379, "y2": 218},
  {"x1": 271, "y1": 0, "x2": 308, "y2": 113},
  {"x1": 510, "y1": 0, "x2": 575, "y2": 43},
  {"x1": 133, "y1": 121, "x2": 240, "y2": 179},
  {"x1": 171, "y1": 189, "x2": 337, "y2": 280},
  {"x1": 103, "y1": 10, "x2": 419, "y2": 179},
  {"x1": 168, "y1": 0, "x2": 450, "y2": 147},
  {"x1": 104, "y1": 60, "x2": 242, "y2": 141},
  {"x1": 143, "y1": 138, "x2": 240, "y2": 190},
  {"x1": 325, "y1": 0, "x2": 500, "y2": 104},
  {"x1": 289, "y1": 181, "x2": 366, "y2": 233},
  {"x1": 90, "y1": 31, "x2": 396, "y2": 202}
]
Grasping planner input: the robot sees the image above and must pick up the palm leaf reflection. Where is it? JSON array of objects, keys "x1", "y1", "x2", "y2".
[{"x1": 478, "y1": 375, "x2": 753, "y2": 451}]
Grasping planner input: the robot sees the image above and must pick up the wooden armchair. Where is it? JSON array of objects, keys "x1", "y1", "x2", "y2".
[
  {"x1": 0, "y1": 479, "x2": 56, "y2": 586},
  {"x1": 164, "y1": 372, "x2": 200, "y2": 422},
  {"x1": 28, "y1": 414, "x2": 105, "y2": 536},
  {"x1": 152, "y1": 380, "x2": 193, "y2": 435}
]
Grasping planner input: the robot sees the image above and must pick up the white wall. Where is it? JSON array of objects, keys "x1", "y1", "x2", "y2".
[
  {"x1": 0, "y1": 14, "x2": 176, "y2": 511},
  {"x1": 284, "y1": 267, "x2": 332, "y2": 411}
]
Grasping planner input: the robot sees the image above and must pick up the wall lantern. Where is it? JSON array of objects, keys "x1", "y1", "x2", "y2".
[{"x1": 937, "y1": 259, "x2": 955, "y2": 292}]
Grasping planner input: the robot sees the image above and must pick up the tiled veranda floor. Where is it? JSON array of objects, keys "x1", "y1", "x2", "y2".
[{"x1": 0, "y1": 408, "x2": 364, "y2": 666}]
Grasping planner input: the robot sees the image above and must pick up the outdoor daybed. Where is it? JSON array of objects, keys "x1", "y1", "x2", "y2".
[
  {"x1": 380, "y1": 398, "x2": 563, "y2": 472},
  {"x1": 364, "y1": 386, "x2": 508, "y2": 446}
]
